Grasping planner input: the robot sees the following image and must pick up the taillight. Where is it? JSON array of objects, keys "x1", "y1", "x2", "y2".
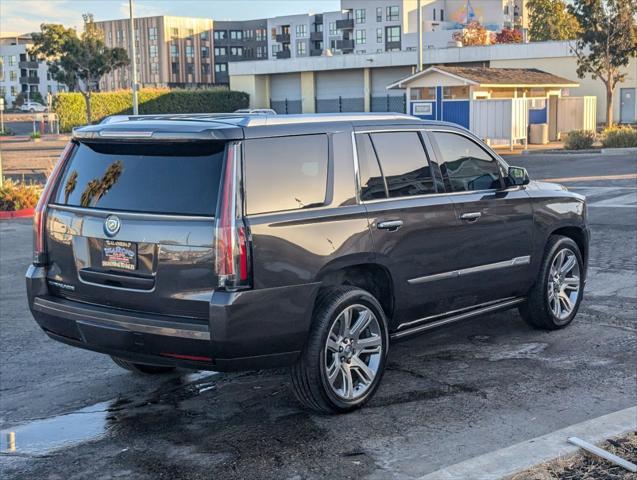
[
  {"x1": 33, "y1": 141, "x2": 75, "y2": 266},
  {"x1": 214, "y1": 143, "x2": 251, "y2": 290}
]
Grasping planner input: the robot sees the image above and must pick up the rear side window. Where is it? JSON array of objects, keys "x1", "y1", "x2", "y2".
[
  {"x1": 54, "y1": 141, "x2": 225, "y2": 215},
  {"x1": 368, "y1": 131, "x2": 435, "y2": 198},
  {"x1": 431, "y1": 132, "x2": 502, "y2": 192},
  {"x1": 243, "y1": 135, "x2": 328, "y2": 215}
]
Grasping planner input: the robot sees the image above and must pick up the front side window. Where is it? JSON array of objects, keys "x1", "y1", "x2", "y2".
[
  {"x1": 244, "y1": 135, "x2": 328, "y2": 215},
  {"x1": 432, "y1": 132, "x2": 501, "y2": 192}
]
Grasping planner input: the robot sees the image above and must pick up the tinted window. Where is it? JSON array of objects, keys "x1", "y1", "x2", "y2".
[
  {"x1": 370, "y1": 132, "x2": 435, "y2": 198},
  {"x1": 244, "y1": 135, "x2": 328, "y2": 215},
  {"x1": 54, "y1": 142, "x2": 225, "y2": 215},
  {"x1": 432, "y1": 132, "x2": 501, "y2": 192},
  {"x1": 355, "y1": 134, "x2": 386, "y2": 201}
]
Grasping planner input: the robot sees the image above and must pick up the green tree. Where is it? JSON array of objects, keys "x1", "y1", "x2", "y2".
[
  {"x1": 30, "y1": 14, "x2": 129, "y2": 124},
  {"x1": 527, "y1": 0, "x2": 581, "y2": 41},
  {"x1": 569, "y1": 0, "x2": 637, "y2": 127}
]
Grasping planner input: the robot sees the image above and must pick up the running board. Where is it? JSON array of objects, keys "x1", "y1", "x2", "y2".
[{"x1": 390, "y1": 297, "x2": 526, "y2": 340}]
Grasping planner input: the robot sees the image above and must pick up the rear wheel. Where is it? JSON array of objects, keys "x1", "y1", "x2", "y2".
[
  {"x1": 291, "y1": 286, "x2": 389, "y2": 414},
  {"x1": 111, "y1": 356, "x2": 176, "y2": 375},
  {"x1": 519, "y1": 235, "x2": 584, "y2": 330}
]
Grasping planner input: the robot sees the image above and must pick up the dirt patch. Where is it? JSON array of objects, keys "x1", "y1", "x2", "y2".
[{"x1": 510, "y1": 431, "x2": 637, "y2": 480}]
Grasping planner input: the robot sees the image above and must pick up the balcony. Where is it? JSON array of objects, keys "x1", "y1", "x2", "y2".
[
  {"x1": 20, "y1": 76, "x2": 40, "y2": 85},
  {"x1": 385, "y1": 40, "x2": 402, "y2": 51},
  {"x1": 19, "y1": 60, "x2": 38, "y2": 69},
  {"x1": 335, "y1": 19, "x2": 354, "y2": 30},
  {"x1": 310, "y1": 31, "x2": 323, "y2": 42},
  {"x1": 310, "y1": 49, "x2": 323, "y2": 57},
  {"x1": 276, "y1": 33, "x2": 290, "y2": 43},
  {"x1": 336, "y1": 39, "x2": 354, "y2": 51},
  {"x1": 276, "y1": 49, "x2": 291, "y2": 59}
]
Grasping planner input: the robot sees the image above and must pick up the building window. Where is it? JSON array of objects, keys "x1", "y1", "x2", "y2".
[
  {"x1": 272, "y1": 44, "x2": 281, "y2": 56},
  {"x1": 329, "y1": 22, "x2": 338, "y2": 35},
  {"x1": 201, "y1": 30, "x2": 209, "y2": 41},
  {"x1": 214, "y1": 30, "x2": 227, "y2": 40},
  {"x1": 201, "y1": 46, "x2": 209, "y2": 58},
  {"x1": 355, "y1": 9, "x2": 366, "y2": 24},
  {"x1": 410, "y1": 87, "x2": 436, "y2": 100},
  {"x1": 376, "y1": 7, "x2": 382, "y2": 22},
  {"x1": 256, "y1": 45, "x2": 267, "y2": 58},
  {"x1": 186, "y1": 63, "x2": 194, "y2": 75},
  {"x1": 187, "y1": 28, "x2": 194, "y2": 37},
  {"x1": 170, "y1": 44, "x2": 179, "y2": 57},
  {"x1": 214, "y1": 47, "x2": 227, "y2": 56},
  {"x1": 243, "y1": 30, "x2": 253, "y2": 39},
  {"x1": 185, "y1": 45, "x2": 194, "y2": 58},
  {"x1": 296, "y1": 24, "x2": 308, "y2": 38},
  {"x1": 386, "y1": 6, "x2": 399, "y2": 21},
  {"x1": 386, "y1": 26, "x2": 400, "y2": 43},
  {"x1": 11, "y1": 86, "x2": 17, "y2": 96},
  {"x1": 151, "y1": 62, "x2": 159, "y2": 74},
  {"x1": 440, "y1": 9, "x2": 445, "y2": 21},
  {"x1": 9, "y1": 71, "x2": 17, "y2": 81},
  {"x1": 230, "y1": 30, "x2": 243, "y2": 40},
  {"x1": 296, "y1": 41, "x2": 306, "y2": 56},
  {"x1": 8, "y1": 55, "x2": 16, "y2": 67},
  {"x1": 230, "y1": 46, "x2": 243, "y2": 57},
  {"x1": 171, "y1": 27, "x2": 179, "y2": 37},
  {"x1": 0, "y1": 86, "x2": 5, "y2": 97},
  {"x1": 202, "y1": 63, "x2": 210, "y2": 75},
  {"x1": 171, "y1": 62, "x2": 179, "y2": 74},
  {"x1": 377, "y1": 28, "x2": 383, "y2": 43},
  {"x1": 355, "y1": 29, "x2": 366, "y2": 44},
  {"x1": 443, "y1": 86, "x2": 469, "y2": 100},
  {"x1": 256, "y1": 28, "x2": 266, "y2": 41},
  {"x1": 433, "y1": 8, "x2": 436, "y2": 21},
  {"x1": 149, "y1": 45, "x2": 158, "y2": 58},
  {"x1": 215, "y1": 63, "x2": 227, "y2": 73},
  {"x1": 149, "y1": 27, "x2": 157, "y2": 41}
]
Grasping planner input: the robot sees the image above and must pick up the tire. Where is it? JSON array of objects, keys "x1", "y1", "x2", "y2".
[
  {"x1": 29, "y1": 108, "x2": 35, "y2": 113},
  {"x1": 291, "y1": 286, "x2": 389, "y2": 414},
  {"x1": 519, "y1": 235, "x2": 584, "y2": 330},
  {"x1": 111, "y1": 356, "x2": 176, "y2": 375}
]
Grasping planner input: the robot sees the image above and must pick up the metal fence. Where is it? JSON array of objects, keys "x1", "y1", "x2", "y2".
[
  {"x1": 371, "y1": 95, "x2": 407, "y2": 113},
  {"x1": 270, "y1": 99, "x2": 302, "y2": 114}
]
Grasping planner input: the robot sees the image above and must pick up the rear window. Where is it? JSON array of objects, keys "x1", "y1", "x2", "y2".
[
  {"x1": 243, "y1": 135, "x2": 328, "y2": 215},
  {"x1": 53, "y1": 141, "x2": 225, "y2": 216}
]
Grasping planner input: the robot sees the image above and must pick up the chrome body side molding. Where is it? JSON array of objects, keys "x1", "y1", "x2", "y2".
[
  {"x1": 407, "y1": 255, "x2": 531, "y2": 285},
  {"x1": 391, "y1": 297, "x2": 525, "y2": 340}
]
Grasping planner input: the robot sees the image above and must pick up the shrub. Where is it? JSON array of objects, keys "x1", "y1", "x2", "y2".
[
  {"x1": 564, "y1": 129, "x2": 596, "y2": 150},
  {"x1": 0, "y1": 180, "x2": 43, "y2": 211},
  {"x1": 600, "y1": 125, "x2": 637, "y2": 148},
  {"x1": 30, "y1": 131, "x2": 41, "y2": 139},
  {"x1": 53, "y1": 88, "x2": 250, "y2": 132}
]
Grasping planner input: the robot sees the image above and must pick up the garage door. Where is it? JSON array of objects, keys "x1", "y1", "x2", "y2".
[
  {"x1": 316, "y1": 70, "x2": 364, "y2": 112},
  {"x1": 371, "y1": 67, "x2": 410, "y2": 113},
  {"x1": 270, "y1": 73, "x2": 302, "y2": 114}
]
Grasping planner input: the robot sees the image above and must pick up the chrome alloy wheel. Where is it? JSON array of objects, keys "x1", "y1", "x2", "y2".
[
  {"x1": 548, "y1": 248, "x2": 581, "y2": 322},
  {"x1": 324, "y1": 304, "x2": 383, "y2": 400}
]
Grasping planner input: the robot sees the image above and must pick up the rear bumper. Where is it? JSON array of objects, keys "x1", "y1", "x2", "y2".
[{"x1": 26, "y1": 265, "x2": 319, "y2": 371}]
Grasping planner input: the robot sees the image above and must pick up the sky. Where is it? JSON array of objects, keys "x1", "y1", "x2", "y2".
[{"x1": 0, "y1": 0, "x2": 341, "y2": 35}]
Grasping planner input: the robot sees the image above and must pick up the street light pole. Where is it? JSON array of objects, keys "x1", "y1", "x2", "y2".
[
  {"x1": 128, "y1": 0, "x2": 139, "y2": 115},
  {"x1": 417, "y1": 0, "x2": 423, "y2": 71}
]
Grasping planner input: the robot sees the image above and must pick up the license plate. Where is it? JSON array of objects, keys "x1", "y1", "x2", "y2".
[{"x1": 102, "y1": 240, "x2": 137, "y2": 271}]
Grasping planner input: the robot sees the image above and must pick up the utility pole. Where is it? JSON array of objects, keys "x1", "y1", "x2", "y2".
[
  {"x1": 128, "y1": 0, "x2": 139, "y2": 115},
  {"x1": 417, "y1": 0, "x2": 423, "y2": 71}
]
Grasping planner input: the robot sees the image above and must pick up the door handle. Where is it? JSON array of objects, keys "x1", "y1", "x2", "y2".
[
  {"x1": 377, "y1": 220, "x2": 403, "y2": 231},
  {"x1": 460, "y1": 212, "x2": 482, "y2": 222}
]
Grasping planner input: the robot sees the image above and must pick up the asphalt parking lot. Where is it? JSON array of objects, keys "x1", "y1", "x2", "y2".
[{"x1": 1, "y1": 152, "x2": 635, "y2": 479}]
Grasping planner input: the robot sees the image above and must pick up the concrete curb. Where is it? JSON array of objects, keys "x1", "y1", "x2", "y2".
[
  {"x1": 417, "y1": 406, "x2": 637, "y2": 480},
  {"x1": 602, "y1": 147, "x2": 637, "y2": 156}
]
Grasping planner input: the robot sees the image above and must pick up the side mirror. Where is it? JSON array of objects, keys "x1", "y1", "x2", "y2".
[{"x1": 508, "y1": 166, "x2": 530, "y2": 186}]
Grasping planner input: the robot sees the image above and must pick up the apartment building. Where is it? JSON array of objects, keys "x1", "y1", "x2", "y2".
[
  {"x1": 97, "y1": 16, "x2": 214, "y2": 89},
  {"x1": 0, "y1": 35, "x2": 66, "y2": 108},
  {"x1": 213, "y1": 19, "x2": 268, "y2": 84}
]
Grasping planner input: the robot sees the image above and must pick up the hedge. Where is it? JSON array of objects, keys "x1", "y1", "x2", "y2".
[{"x1": 53, "y1": 88, "x2": 249, "y2": 132}]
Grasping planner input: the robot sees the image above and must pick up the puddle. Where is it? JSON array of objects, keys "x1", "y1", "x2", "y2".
[{"x1": 0, "y1": 401, "x2": 113, "y2": 456}]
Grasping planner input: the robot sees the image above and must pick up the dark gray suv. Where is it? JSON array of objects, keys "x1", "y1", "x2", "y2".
[{"x1": 26, "y1": 113, "x2": 589, "y2": 413}]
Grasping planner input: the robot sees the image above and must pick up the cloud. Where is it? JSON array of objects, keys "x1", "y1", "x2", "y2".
[{"x1": 1, "y1": 0, "x2": 85, "y2": 34}]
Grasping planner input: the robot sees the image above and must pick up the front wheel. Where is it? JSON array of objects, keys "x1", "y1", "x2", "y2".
[
  {"x1": 291, "y1": 286, "x2": 389, "y2": 414},
  {"x1": 519, "y1": 235, "x2": 584, "y2": 330}
]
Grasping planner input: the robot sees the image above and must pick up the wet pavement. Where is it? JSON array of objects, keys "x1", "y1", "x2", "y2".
[{"x1": 1, "y1": 153, "x2": 636, "y2": 479}]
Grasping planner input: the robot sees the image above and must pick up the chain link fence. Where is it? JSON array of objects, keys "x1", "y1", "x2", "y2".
[{"x1": 371, "y1": 95, "x2": 407, "y2": 113}]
